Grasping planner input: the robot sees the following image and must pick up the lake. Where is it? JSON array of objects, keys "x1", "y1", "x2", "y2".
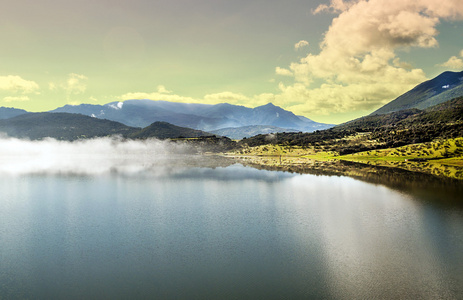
[{"x1": 1, "y1": 152, "x2": 463, "y2": 299}]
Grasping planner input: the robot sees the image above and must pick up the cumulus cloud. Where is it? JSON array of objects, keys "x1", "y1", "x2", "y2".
[
  {"x1": 3, "y1": 96, "x2": 30, "y2": 102},
  {"x1": 294, "y1": 40, "x2": 309, "y2": 50},
  {"x1": 275, "y1": 67, "x2": 293, "y2": 76},
  {"x1": 48, "y1": 73, "x2": 88, "y2": 100},
  {"x1": 119, "y1": 87, "x2": 272, "y2": 108},
  {"x1": 438, "y1": 50, "x2": 463, "y2": 70},
  {"x1": 204, "y1": 91, "x2": 249, "y2": 104},
  {"x1": 66, "y1": 73, "x2": 88, "y2": 94},
  {"x1": 119, "y1": 91, "x2": 196, "y2": 103},
  {"x1": 0, "y1": 75, "x2": 39, "y2": 94},
  {"x1": 313, "y1": 0, "x2": 356, "y2": 14},
  {"x1": 277, "y1": 0, "x2": 463, "y2": 118},
  {"x1": 157, "y1": 85, "x2": 172, "y2": 94},
  {"x1": 439, "y1": 56, "x2": 463, "y2": 70}
]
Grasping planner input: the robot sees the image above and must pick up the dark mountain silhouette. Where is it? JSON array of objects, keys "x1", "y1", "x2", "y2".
[
  {"x1": 0, "y1": 112, "x2": 219, "y2": 141},
  {"x1": 0, "y1": 113, "x2": 139, "y2": 140},
  {"x1": 129, "y1": 121, "x2": 213, "y2": 139}
]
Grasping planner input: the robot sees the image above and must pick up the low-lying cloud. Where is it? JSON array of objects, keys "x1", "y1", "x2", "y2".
[{"x1": 0, "y1": 136, "x2": 200, "y2": 176}]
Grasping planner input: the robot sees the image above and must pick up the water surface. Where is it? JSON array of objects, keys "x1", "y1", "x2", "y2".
[{"x1": 1, "y1": 163, "x2": 462, "y2": 299}]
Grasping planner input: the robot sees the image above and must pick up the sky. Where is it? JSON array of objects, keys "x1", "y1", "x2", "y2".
[{"x1": 1, "y1": 0, "x2": 462, "y2": 124}]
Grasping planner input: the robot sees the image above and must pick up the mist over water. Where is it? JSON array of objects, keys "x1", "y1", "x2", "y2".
[
  {"x1": 0, "y1": 136, "x2": 198, "y2": 176},
  {"x1": 0, "y1": 163, "x2": 462, "y2": 299},
  {"x1": 1, "y1": 136, "x2": 463, "y2": 299}
]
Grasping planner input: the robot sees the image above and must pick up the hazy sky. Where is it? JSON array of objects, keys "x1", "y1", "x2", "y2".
[{"x1": 1, "y1": 0, "x2": 462, "y2": 123}]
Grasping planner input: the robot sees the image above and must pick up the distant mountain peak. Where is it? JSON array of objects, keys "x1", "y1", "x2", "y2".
[
  {"x1": 50, "y1": 99, "x2": 333, "y2": 137},
  {"x1": 261, "y1": 102, "x2": 276, "y2": 107},
  {"x1": 0, "y1": 107, "x2": 29, "y2": 120}
]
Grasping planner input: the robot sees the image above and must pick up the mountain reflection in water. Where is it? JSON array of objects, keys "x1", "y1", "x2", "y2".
[{"x1": 0, "y1": 155, "x2": 462, "y2": 299}]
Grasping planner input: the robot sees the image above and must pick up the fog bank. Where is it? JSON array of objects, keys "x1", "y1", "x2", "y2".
[{"x1": 0, "y1": 136, "x2": 200, "y2": 176}]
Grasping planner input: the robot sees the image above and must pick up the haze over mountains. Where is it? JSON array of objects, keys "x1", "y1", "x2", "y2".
[
  {"x1": 0, "y1": 71, "x2": 462, "y2": 141},
  {"x1": 50, "y1": 101, "x2": 333, "y2": 135},
  {"x1": 0, "y1": 113, "x2": 215, "y2": 141},
  {"x1": 0, "y1": 101, "x2": 333, "y2": 139}
]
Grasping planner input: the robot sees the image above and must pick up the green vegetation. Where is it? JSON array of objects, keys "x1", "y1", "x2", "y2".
[
  {"x1": 337, "y1": 138, "x2": 463, "y2": 180},
  {"x1": 227, "y1": 138, "x2": 463, "y2": 180},
  {"x1": 129, "y1": 121, "x2": 212, "y2": 139},
  {"x1": 228, "y1": 97, "x2": 463, "y2": 180},
  {"x1": 0, "y1": 112, "x2": 139, "y2": 140},
  {"x1": 1, "y1": 95, "x2": 462, "y2": 180},
  {"x1": 239, "y1": 97, "x2": 463, "y2": 155}
]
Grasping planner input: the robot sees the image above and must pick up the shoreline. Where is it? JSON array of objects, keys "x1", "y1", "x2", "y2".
[
  {"x1": 222, "y1": 153, "x2": 463, "y2": 181},
  {"x1": 221, "y1": 154, "x2": 463, "y2": 204}
]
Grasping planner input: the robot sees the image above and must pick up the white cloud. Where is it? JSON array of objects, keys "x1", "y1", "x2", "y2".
[
  {"x1": 314, "y1": 0, "x2": 463, "y2": 17},
  {"x1": 278, "y1": 0, "x2": 463, "y2": 117},
  {"x1": 119, "y1": 91, "x2": 196, "y2": 103},
  {"x1": 109, "y1": 102, "x2": 124, "y2": 110},
  {"x1": 48, "y1": 73, "x2": 88, "y2": 97},
  {"x1": 204, "y1": 92, "x2": 249, "y2": 104},
  {"x1": 294, "y1": 40, "x2": 309, "y2": 50},
  {"x1": 118, "y1": 89, "x2": 272, "y2": 109},
  {"x1": 156, "y1": 85, "x2": 172, "y2": 94},
  {"x1": 0, "y1": 75, "x2": 39, "y2": 93},
  {"x1": 313, "y1": 0, "x2": 356, "y2": 14},
  {"x1": 3, "y1": 96, "x2": 30, "y2": 102},
  {"x1": 275, "y1": 67, "x2": 293, "y2": 76},
  {"x1": 439, "y1": 56, "x2": 463, "y2": 70},
  {"x1": 66, "y1": 73, "x2": 88, "y2": 94}
]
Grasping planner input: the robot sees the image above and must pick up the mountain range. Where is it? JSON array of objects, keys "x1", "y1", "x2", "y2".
[
  {"x1": 242, "y1": 96, "x2": 463, "y2": 155},
  {"x1": 50, "y1": 101, "x2": 333, "y2": 134},
  {"x1": 0, "y1": 70, "x2": 462, "y2": 141},
  {"x1": 0, "y1": 101, "x2": 333, "y2": 139},
  {"x1": 371, "y1": 71, "x2": 463, "y2": 115},
  {"x1": 0, "y1": 113, "x2": 215, "y2": 141},
  {"x1": 211, "y1": 125, "x2": 299, "y2": 140},
  {"x1": 0, "y1": 107, "x2": 28, "y2": 120}
]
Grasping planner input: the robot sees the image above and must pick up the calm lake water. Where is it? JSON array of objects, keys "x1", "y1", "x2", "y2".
[{"x1": 1, "y1": 160, "x2": 463, "y2": 299}]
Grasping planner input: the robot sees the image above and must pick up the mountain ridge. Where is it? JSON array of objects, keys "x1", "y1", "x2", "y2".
[
  {"x1": 0, "y1": 113, "x2": 221, "y2": 141},
  {"x1": 51, "y1": 100, "x2": 333, "y2": 133},
  {"x1": 0, "y1": 107, "x2": 29, "y2": 120},
  {"x1": 371, "y1": 70, "x2": 463, "y2": 115}
]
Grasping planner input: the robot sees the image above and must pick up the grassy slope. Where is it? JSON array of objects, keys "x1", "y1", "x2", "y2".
[
  {"x1": 229, "y1": 97, "x2": 463, "y2": 179},
  {"x1": 227, "y1": 138, "x2": 463, "y2": 179},
  {"x1": 337, "y1": 138, "x2": 463, "y2": 179}
]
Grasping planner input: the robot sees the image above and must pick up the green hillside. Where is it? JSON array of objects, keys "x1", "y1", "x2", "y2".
[
  {"x1": 0, "y1": 113, "x2": 139, "y2": 140},
  {"x1": 0, "y1": 113, "x2": 220, "y2": 142},
  {"x1": 240, "y1": 96, "x2": 463, "y2": 154},
  {"x1": 129, "y1": 121, "x2": 213, "y2": 139}
]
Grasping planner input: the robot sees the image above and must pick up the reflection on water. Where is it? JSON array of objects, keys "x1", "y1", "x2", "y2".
[
  {"x1": 0, "y1": 160, "x2": 462, "y2": 299},
  {"x1": 239, "y1": 157, "x2": 463, "y2": 206}
]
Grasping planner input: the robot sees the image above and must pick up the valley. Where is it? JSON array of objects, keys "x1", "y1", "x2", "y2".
[{"x1": 0, "y1": 71, "x2": 462, "y2": 180}]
